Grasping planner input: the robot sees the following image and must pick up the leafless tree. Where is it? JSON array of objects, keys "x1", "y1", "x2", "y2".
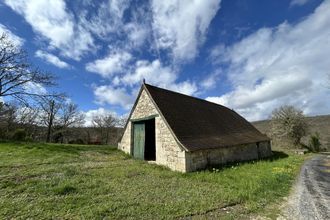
[
  {"x1": 39, "y1": 98, "x2": 61, "y2": 142},
  {"x1": 271, "y1": 105, "x2": 308, "y2": 146},
  {"x1": 0, "y1": 33, "x2": 57, "y2": 105},
  {"x1": 55, "y1": 102, "x2": 85, "y2": 143},
  {"x1": 15, "y1": 105, "x2": 40, "y2": 138},
  {"x1": 15, "y1": 106, "x2": 38, "y2": 125},
  {"x1": 117, "y1": 116, "x2": 127, "y2": 128},
  {"x1": 60, "y1": 103, "x2": 85, "y2": 127},
  {"x1": 92, "y1": 114, "x2": 118, "y2": 144}
]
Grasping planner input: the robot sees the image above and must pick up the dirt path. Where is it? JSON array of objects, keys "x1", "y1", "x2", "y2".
[{"x1": 281, "y1": 154, "x2": 330, "y2": 220}]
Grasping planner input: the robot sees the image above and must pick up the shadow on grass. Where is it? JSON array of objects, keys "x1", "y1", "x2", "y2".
[
  {"x1": 54, "y1": 185, "x2": 77, "y2": 195},
  {"x1": 267, "y1": 151, "x2": 289, "y2": 160},
  {"x1": 205, "y1": 151, "x2": 289, "y2": 171}
]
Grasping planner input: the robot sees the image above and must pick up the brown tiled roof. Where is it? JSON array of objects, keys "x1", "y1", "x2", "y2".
[{"x1": 144, "y1": 83, "x2": 270, "y2": 151}]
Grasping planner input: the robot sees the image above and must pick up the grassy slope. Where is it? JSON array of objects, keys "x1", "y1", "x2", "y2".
[
  {"x1": 0, "y1": 142, "x2": 307, "y2": 219},
  {"x1": 253, "y1": 114, "x2": 330, "y2": 150}
]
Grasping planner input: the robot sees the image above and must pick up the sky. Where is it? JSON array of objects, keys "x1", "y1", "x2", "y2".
[{"x1": 0, "y1": 0, "x2": 329, "y2": 125}]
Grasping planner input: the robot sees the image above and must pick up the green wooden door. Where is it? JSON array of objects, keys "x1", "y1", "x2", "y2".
[{"x1": 133, "y1": 123, "x2": 145, "y2": 159}]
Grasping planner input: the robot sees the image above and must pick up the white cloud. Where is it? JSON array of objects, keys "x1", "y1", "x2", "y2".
[
  {"x1": 4, "y1": 0, "x2": 94, "y2": 60},
  {"x1": 151, "y1": 0, "x2": 221, "y2": 61},
  {"x1": 124, "y1": 22, "x2": 149, "y2": 47},
  {"x1": 79, "y1": 0, "x2": 131, "y2": 38},
  {"x1": 122, "y1": 60, "x2": 175, "y2": 86},
  {"x1": 86, "y1": 50, "x2": 132, "y2": 77},
  {"x1": 91, "y1": 58, "x2": 198, "y2": 110},
  {"x1": 78, "y1": 0, "x2": 151, "y2": 51},
  {"x1": 35, "y1": 50, "x2": 70, "y2": 69},
  {"x1": 93, "y1": 85, "x2": 134, "y2": 110},
  {"x1": 121, "y1": 59, "x2": 197, "y2": 95},
  {"x1": 290, "y1": 0, "x2": 310, "y2": 7},
  {"x1": 169, "y1": 81, "x2": 198, "y2": 96},
  {"x1": 0, "y1": 24, "x2": 24, "y2": 47},
  {"x1": 209, "y1": 44, "x2": 226, "y2": 65},
  {"x1": 23, "y1": 82, "x2": 47, "y2": 95},
  {"x1": 83, "y1": 107, "x2": 117, "y2": 127},
  {"x1": 207, "y1": 1, "x2": 330, "y2": 121},
  {"x1": 200, "y1": 70, "x2": 221, "y2": 90}
]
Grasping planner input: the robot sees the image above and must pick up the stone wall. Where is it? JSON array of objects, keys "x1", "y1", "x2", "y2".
[
  {"x1": 257, "y1": 141, "x2": 272, "y2": 158},
  {"x1": 185, "y1": 141, "x2": 272, "y2": 172},
  {"x1": 155, "y1": 117, "x2": 186, "y2": 172},
  {"x1": 118, "y1": 88, "x2": 186, "y2": 172}
]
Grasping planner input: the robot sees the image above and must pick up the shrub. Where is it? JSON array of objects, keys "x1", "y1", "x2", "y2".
[
  {"x1": 308, "y1": 132, "x2": 321, "y2": 152},
  {"x1": 12, "y1": 129, "x2": 27, "y2": 141},
  {"x1": 68, "y1": 139, "x2": 85, "y2": 145},
  {"x1": 25, "y1": 136, "x2": 34, "y2": 142}
]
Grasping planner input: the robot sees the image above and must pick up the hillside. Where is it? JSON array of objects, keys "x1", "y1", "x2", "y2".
[{"x1": 252, "y1": 115, "x2": 330, "y2": 150}]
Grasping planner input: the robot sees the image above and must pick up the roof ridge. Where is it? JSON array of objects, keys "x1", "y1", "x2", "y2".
[{"x1": 144, "y1": 83, "x2": 233, "y2": 111}]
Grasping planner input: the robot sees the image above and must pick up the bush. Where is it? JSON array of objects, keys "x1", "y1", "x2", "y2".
[
  {"x1": 308, "y1": 133, "x2": 321, "y2": 152},
  {"x1": 25, "y1": 136, "x2": 34, "y2": 142},
  {"x1": 68, "y1": 139, "x2": 85, "y2": 145},
  {"x1": 11, "y1": 129, "x2": 27, "y2": 141}
]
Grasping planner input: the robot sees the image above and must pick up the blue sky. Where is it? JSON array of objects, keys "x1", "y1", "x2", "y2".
[{"x1": 1, "y1": 0, "x2": 329, "y2": 125}]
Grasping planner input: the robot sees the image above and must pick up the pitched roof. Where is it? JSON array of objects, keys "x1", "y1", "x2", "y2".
[{"x1": 144, "y1": 83, "x2": 270, "y2": 151}]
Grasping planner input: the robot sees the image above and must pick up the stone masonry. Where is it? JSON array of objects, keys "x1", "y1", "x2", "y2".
[
  {"x1": 185, "y1": 141, "x2": 272, "y2": 172},
  {"x1": 118, "y1": 89, "x2": 186, "y2": 172}
]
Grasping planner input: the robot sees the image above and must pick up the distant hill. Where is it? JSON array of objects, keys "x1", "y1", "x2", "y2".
[{"x1": 252, "y1": 115, "x2": 330, "y2": 151}]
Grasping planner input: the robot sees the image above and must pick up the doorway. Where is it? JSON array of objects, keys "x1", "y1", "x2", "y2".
[{"x1": 133, "y1": 118, "x2": 155, "y2": 161}]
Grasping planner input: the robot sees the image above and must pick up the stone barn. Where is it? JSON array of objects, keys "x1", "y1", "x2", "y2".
[{"x1": 118, "y1": 82, "x2": 272, "y2": 172}]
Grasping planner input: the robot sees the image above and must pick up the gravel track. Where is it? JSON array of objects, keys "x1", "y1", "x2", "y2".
[{"x1": 281, "y1": 154, "x2": 330, "y2": 220}]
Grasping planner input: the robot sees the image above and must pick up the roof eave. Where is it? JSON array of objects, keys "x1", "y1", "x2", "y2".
[{"x1": 186, "y1": 138, "x2": 271, "y2": 152}]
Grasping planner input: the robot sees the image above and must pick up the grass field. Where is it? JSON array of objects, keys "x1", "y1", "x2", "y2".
[{"x1": 0, "y1": 142, "x2": 308, "y2": 219}]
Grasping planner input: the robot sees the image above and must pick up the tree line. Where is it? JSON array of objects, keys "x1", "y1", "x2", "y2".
[{"x1": 0, "y1": 33, "x2": 125, "y2": 145}]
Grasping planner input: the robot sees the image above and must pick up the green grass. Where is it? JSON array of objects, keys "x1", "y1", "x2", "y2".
[{"x1": 0, "y1": 142, "x2": 308, "y2": 219}]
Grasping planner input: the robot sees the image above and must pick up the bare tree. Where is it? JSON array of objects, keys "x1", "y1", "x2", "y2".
[
  {"x1": 60, "y1": 103, "x2": 85, "y2": 128},
  {"x1": 15, "y1": 105, "x2": 40, "y2": 138},
  {"x1": 39, "y1": 98, "x2": 61, "y2": 142},
  {"x1": 54, "y1": 102, "x2": 85, "y2": 143},
  {"x1": 92, "y1": 114, "x2": 117, "y2": 144},
  {"x1": 92, "y1": 115, "x2": 105, "y2": 144},
  {"x1": 271, "y1": 105, "x2": 308, "y2": 146},
  {"x1": 117, "y1": 116, "x2": 127, "y2": 128},
  {"x1": 0, "y1": 33, "x2": 57, "y2": 104}
]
